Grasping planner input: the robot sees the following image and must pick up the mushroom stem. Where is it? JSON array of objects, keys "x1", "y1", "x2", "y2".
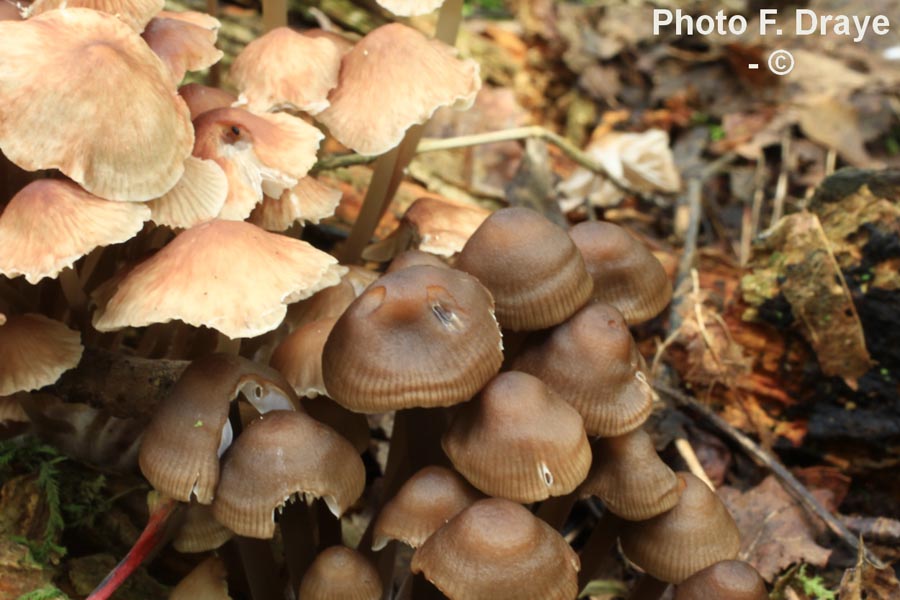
[
  {"x1": 234, "y1": 537, "x2": 284, "y2": 600},
  {"x1": 58, "y1": 266, "x2": 88, "y2": 314},
  {"x1": 280, "y1": 501, "x2": 317, "y2": 591},
  {"x1": 86, "y1": 496, "x2": 180, "y2": 600},
  {"x1": 337, "y1": 0, "x2": 465, "y2": 265},
  {"x1": 536, "y1": 493, "x2": 577, "y2": 530},
  {"x1": 316, "y1": 499, "x2": 342, "y2": 548},
  {"x1": 627, "y1": 574, "x2": 669, "y2": 600},
  {"x1": 577, "y1": 511, "x2": 624, "y2": 589}
]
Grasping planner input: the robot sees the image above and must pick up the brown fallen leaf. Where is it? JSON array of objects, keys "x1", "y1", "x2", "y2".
[
  {"x1": 796, "y1": 96, "x2": 878, "y2": 168},
  {"x1": 839, "y1": 539, "x2": 900, "y2": 600},
  {"x1": 718, "y1": 475, "x2": 832, "y2": 581}
]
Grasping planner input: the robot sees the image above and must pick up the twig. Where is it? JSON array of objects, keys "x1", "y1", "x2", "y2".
[
  {"x1": 654, "y1": 382, "x2": 886, "y2": 569},
  {"x1": 673, "y1": 437, "x2": 714, "y2": 490},
  {"x1": 315, "y1": 126, "x2": 659, "y2": 201}
]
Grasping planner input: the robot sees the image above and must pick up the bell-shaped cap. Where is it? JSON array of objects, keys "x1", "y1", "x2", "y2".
[
  {"x1": 375, "y1": 0, "x2": 445, "y2": 16},
  {"x1": 212, "y1": 410, "x2": 365, "y2": 538},
  {"x1": 0, "y1": 9, "x2": 193, "y2": 201},
  {"x1": 298, "y1": 546, "x2": 382, "y2": 600},
  {"x1": 147, "y1": 156, "x2": 228, "y2": 229},
  {"x1": 674, "y1": 560, "x2": 767, "y2": 600},
  {"x1": 322, "y1": 266, "x2": 503, "y2": 412},
  {"x1": 512, "y1": 303, "x2": 653, "y2": 436},
  {"x1": 0, "y1": 314, "x2": 82, "y2": 395},
  {"x1": 621, "y1": 473, "x2": 741, "y2": 584},
  {"x1": 443, "y1": 372, "x2": 591, "y2": 503},
  {"x1": 373, "y1": 465, "x2": 483, "y2": 551},
  {"x1": 142, "y1": 11, "x2": 223, "y2": 86},
  {"x1": 0, "y1": 179, "x2": 149, "y2": 283},
  {"x1": 193, "y1": 107, "x2": 323, "y2": 220},
  {"x1": 569, "y1": 221, "x2": 672, "y2": 324},
  {"x1": 317, "y1": 23, "x2": 480, "y2": 156},
  {"x1": 139, "y1": 354, "x2": 298, "y2": 504},
  {"x1": 456, "y1": 207, "x2": 593, "y2": 331},
  {"x1": 25, "y1": 0, "x2": 163, "y2": 31},
  {"x1": 386, "y1": 249, "x2": 448, "y2": 273},
  {"x1": 93, "y1": 220, "x2": 346, "y2": 339},
  {"x1": 179, "y1": 83, "x2": 236, "y2": 119},
  {"x1": 231, "y1": 27, "x2": 343, "y2": 115},
  {"x1": 172, "y1": 503, "x2": 234, "y2": 554},
  {"x1": 411, "y1": 498, "x2": 580, "y2": 600},
  {"x1": 580, "y1": 428, "x2": 680, "y2": 520},
  {"x1": 270, "y1": 317, "x2": 337, "y2": 399},
  {"x1": 249, "y1": 176, "x2": 341, "y2": 232},
  {"x1": 170, "y1": 556, "x2": 232, "y2": 600}
]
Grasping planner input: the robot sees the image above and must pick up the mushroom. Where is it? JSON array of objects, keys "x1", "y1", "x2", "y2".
[
  {"x1": 512, "y1": 303, "x2": 653, "y2": 436},
  {"x1": 25, "y1": 0, "x2": 164, "y2": 32},
  {"x1": 298, "y1": 546, "x2": 382, "y2": 600},
  {"x1": 455, "y1": 207, "x2": 593, "y2": 331},
  {"x1": 141, "y1": 10, "x2": 223, "y2": 86},
  {"x1": 178, "y1": 83, "x2": 237, "y2": 120},
  {"x1": 569, "y1": 221, "x2": 672, "y2": 324},
  {"x1": 386, "y1": 249, "x2": 450, "y2": 273},
  {"x1": 0, "y1": 9, "x2": 194, "y2": 201},
  {"x1": 0, "y1": 314, "x2": 83, "y2": 396},
  {"x1": 249, "y1": 176, "x2": 342, "y2": 232},
  {"x1": 146, "y1": 156, "x2": 228, "y2": 229},
  {"x1": 442, "y1": 371, "x2": 592, "y2": 503},
  {"x1": 411, "y1": 498, "x2": 580, "y2": 599},
  {"x1": 674, "y1": 560, "x2": 767, "y2": 600},
  {"x1": 170, "y1": 556, "x2": 232, "y2": 600}
]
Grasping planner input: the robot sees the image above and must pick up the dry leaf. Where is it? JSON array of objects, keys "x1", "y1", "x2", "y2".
[
  {"x1": 719, "y1": 475, "x2": 832, "y2": 581},
  {"x1": 839, "y1": 539, "x2": 900, "y2": 600}
]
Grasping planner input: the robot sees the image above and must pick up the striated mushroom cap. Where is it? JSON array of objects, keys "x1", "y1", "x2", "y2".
[
  {"x1": 411, "y1": 498, "x2": 580, "y2": 600},
  {"x1": 0, "y1": 9, "x2": 193, "y2": 201},
  {"x1": 0, "y1": 314, "x2": 83, "y2": 396},
  {"x1": 298, "y1": 546, "x2": 382, "y2": 600},
  {"x1": 621, "y1": 473, "x2": 741, "y2": 584},
  {"x1": 443, "y1": 371, "x2": 591, "y2": 503},
  {"x1": 317, "y1": 23, "x2": 480, "y2": 156},
  {"x1": 456, "y1": 207, "x2": 592, "y2": 331},
  {"x1": 146, "y1": 156, "x2": 228, "y2": 229},
  {"x1": 138, "y1": 354, "x2": 298, "y2": 504},
  {"x1": 0, "y1": 179, "x2": 149, "y2": 283},
  {"x1": 373, "y1": 465, "x2": 483, "y2": 551},
  {"x1": 249, "y1": 176, "x2": 341, "y2": 232},
  {"x1": 172, "y1": 503, "x2": 234, "y2": 554},
  {"x1": 674, "y1": 560, "x2": 768, "y2": 600},
  {"x1": 212, "y1": 410, "x2": 365, "y2": 538},
  {"x1": 512, "y1": 302, "x2": 653, "y2": 436},
  {"x1": 93, "y1": 220, "x2": 345, "y2": 339},
  {"x1": 569, "y1": 221, "x2": 672, "y2": 324},
  {"x1": 580, "y1": 428, "x2": 681, "y2": 521},
  {"x1": 322, "y1": 266, "x2": 502, "y2": 412},
  {"x1": 230, "y1": 27, "x2": 343, "y2": 115},
  {"x1": 142, "y1": 11, "x2": 223, "y2": 86}
]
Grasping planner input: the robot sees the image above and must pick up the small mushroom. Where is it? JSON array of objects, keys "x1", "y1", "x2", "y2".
[
  {"x1": 298, "y1": 546, "x2": 382, "y2": 600},
  {"x1": 674, "y1": 560, "x2": 768, "y2": 600},
  {"x1": 0, "y1": 314, "x2": 83, "y2": 396}
]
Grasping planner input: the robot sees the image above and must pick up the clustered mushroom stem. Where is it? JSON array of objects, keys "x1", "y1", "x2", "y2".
[
  {"x1": 85, "y1": 496, "x2": 180, "y2": 600},
  {"x1": 280, "y1": 501, "x2": 318, "y2": 591},
  {"x1": 627, "y1": 574, "x2": 670, "y2": 600},
  {"x1": 233, "y1": 537, "x2": 284, "y2": 600},
  {"x1": 57, "y1": 266, "x2": 88, "y2": 315},
  {"x1": 261, "y1": 0, "x2": 287, "y2": 32},
  {"x1": 577, "y1": 512, "x2": 624, "y2": 589}
]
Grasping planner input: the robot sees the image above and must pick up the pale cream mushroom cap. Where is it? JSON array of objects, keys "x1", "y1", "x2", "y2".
[
  {"x1": 193, "y1": 107, "x2": 323, "y2": 220},
  {"x1": 0, "y1": 314, "x2": 83, "y2": 396},
  {"x1": 0, "y1": 9, "x2": 193, "y2": 201},
  {"x1": 317, "y1": 23, "x2": 480, "y2": 156},
  {"x1": 0, "y1": 179, "x2": 149, "y2": 283},
  {"x1": 231, "y1": 27, "x2": 343, "y2": 115},
  {"x1": 142, "y1": 11, "x2": 223, "y2": 86},
  {"x1": 147, "y1": 156, "x2": 228, "y2": 229},
  {"x1": 249, "y1": 177, "x2": 341, "y2": 232},
  {"x1": 179, "y1": 83, "x2": 237, "y2": 120},
  {"x1": 25, "y1": 0, "x2": 164, "y2": 31},
  {"x1": 93, "y1": 219, "x2": 346, "y2": 339}
]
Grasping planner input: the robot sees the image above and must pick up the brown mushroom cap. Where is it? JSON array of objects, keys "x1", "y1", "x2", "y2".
[
  {"x1": 455, "y1": 207, "x2": 593, "y2": 331},
  {"x1": 139, "y1": 354, "x2": 298, "y2": 504},
  {"x1": 443, "y1": 371, "x2": 591, "y2": 503},
  {"x1": 298, "y1": 546, "x2": 382, "y2": 600},
  {"x1": 317, "y1": 23, "x2": 480, "y2": 156},
  {"x1": 172, "y1": 503, "x2": 234, "y2": 554},
  {"x1": 178, "y1": 83, "x2": 236, "y2": 120},
  {"x1": 230, "y1": 27, "x2": 343, "y2": 115},
  {"x1": 212, "y1": 410, "x2": 365, "y2": 538},
  {"x1": 0, "y1": 9, "x2": 193, "y2": 201},
  {"x1": 322, "y1": 265, "x2": 503, "y2": 412},
  {"x1": 579, "y1": 428, "x2": 680, "y2": 521},
  {"x1": 621, "y1": 472, "x2": 741, "y2": 584},
  {"x1": 373, "y1": 465, "x2": 483, "y2": 551},
  {"x1": 0, "y1": 179, "x2": 149, "y2": 283},
  {"x1": 569, "y1": 221, "x2": 672, "y2": 324},
  {"x1": 0, "y1": 314, "x2": 83, "y2": 396},
  {"x1": 170, "y1": 556, "x2": 232, "y2": 600},
  {"x1": 411, "y1": 498, "x2": 580, "y2": 600},
  {"x1": 270, "y1": 317, "x2": 337, "y2": 399},
  {"x1": 287, "y1": 265, "x2": 378, "y2": 328},
  {"x1": 25, "y1": 0, "x2": 164, "y2": 32},
  {"x1": 674, "y1": 560, "x2": 768, "y2": 600},
  {"x1": 386, "y1": 249, "x2": 448, "y2": 273},
  {"x1": 93, "y1": 220, "x2": 345, "y2": 339},
  {"x1": 512, "y1": 303, "x2": 653, "y2": 436}
]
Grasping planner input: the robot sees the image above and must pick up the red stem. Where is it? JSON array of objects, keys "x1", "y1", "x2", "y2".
[{"x1": 86, "y1": 497, "x2": 179, "y2": 600}]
